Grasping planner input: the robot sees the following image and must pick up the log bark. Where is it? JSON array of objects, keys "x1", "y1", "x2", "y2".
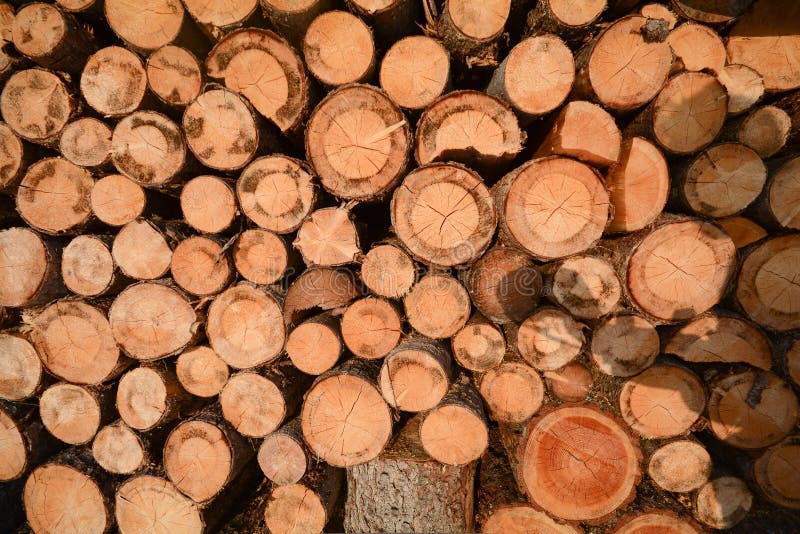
[
  {"x1": 403, "y1": 272, "x2": 470, "y2": 339},
  {"x1": 379, "y1": 35, "x2": 450, "y2": 112},
  {"x1": 379, "y1": 337, "x2": 453, "y2": 412},
  {"x1": 0, "y1": 227, "x2": 66, "y2": 308},
  {"x1": 303, "y1": 10, "x2": 375, "y2": 87}
]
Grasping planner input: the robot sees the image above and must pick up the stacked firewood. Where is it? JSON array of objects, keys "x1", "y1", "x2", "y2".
[{"x1": 1, "y1": 0, "x2": 800, "y2": 532}]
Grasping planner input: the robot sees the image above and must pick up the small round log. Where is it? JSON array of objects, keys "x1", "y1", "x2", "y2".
[
  {"x1": 220, "y1": 369, "x2": 292, "y2": 438},
  {"x1": 716, "y1": 216, "x2": 767, "y2": 249},
  {"x1": 548, "y1": 255, "x2": 621, "y2": 320},
  {"x1": 516, "y1": 308, "x2": 585, "y2": 371},
  {"x1": 379, "y1": 36, "x2": 450, "y2": 112},
  {"x1": 648, "y1": 440, "x2": 712, "y2": 493},
  {"x1": 81, "y1": 46, "x2": 148, "y2": 117},
  {"x1": 115, "y1": 475, "x2": 203, "y2": 533},
  {"x1": 146, "y1": 45, "x2": 203, "y2": 107},
  {"x1": 92, "y1": 422, "x2": 145, "y2": 475},
  {"x1": 11, "y1": 3, "x2": 95, "y2": 72},
  {"x1": 590, "y1": 314, "x2": 659, "y2": 377},
  {"x1": 404, "y1": 273, "x2": 470, "y2": 339},
  {"x1": 0, "y1": 69, "x2": 76, "y2": 146},
  {"x1": 543, "y1": 362, "x2": 592, "y2": 403},
  {"x1": 285, "y1": 313, "x2": 343, "y2": 375},
  {"x1": 717, "y1": 64, "x2": 764, "y2": 116},
  {"x1": 0, "y1": 122, "x2": 25, "y2": 193},
  {"x1": 61, "y1": 235, "x2": 119, "y2": 297},
  {"x1": 104, "y1": 0, "x2": 186, "y2": 51},
  {"x1": 479, "y1": 360, "x2": 544, "y2": 424},
  {"x1": 754, "y1": 437, "x2": 800, "y2": 510},
  {"x1": 259, "y1": 0, "x2": 333, "y2": 46},
  {"x1": 40, "y1": 382, "x2": 108, "y2": 444},
  {"x1": 341, "y1": 297, "x2": 402, "y2": 359},
  {"x1": 117, "y1": 364, "x2": 198, "y2": 431},
  {"x1": 59, "y1": 118, "x2": 112, "y2": 169},
  {"x1": 303, "y1": 10, "x2": 375, "y2": 86},
  {"x1": 171, "y1": 236, "x2": 233, "y2": 296},
  {"x1": 180, "y1": 175, "x2": 236, "y2": 234},
  {"x1": 176, "y1": 345, "x2": 230, "y2": 398},
  {"x1": 112, "y1": 219, "x2": 173, "y2": 280},
  {"x1": 90, "y1": 174, "x2": 146, "y2": 227},
  {"x1": 667, "y1": 22, "x2": 725, "y2": 73},
  {"x1": 526, "y1": 0, "x2": 606, "y2": 40},
  {"x1": 258, "y1": 418, "x2": 308, "y2": 486},
  {"x1": 694, "y1": 477, "x2": 753, "y2": 529},
  {"x1": 0, "y1": 227, "x2": 65, "y2": 308},
  {"x1": 360, "y1": 243, "x2": 416, "y2": 299},
  {"x1": 263, "y1": 463, "x2": 343, "y2": 534},
  {"x1": 436, "y1": 0, "x2": 510, "y2": 67},
  {"x1": 232, "y1": 229, "x2": 291, "y2": 285},
  {"x1": 294, "y1": 207, "x2": 361, "y2": 267},
  {"x1": 451, "y1": 313, "x2": 505, "y2": 372},
  {"x1": 612, "y1": 512, "x2": 701, "y2": 534},
  {"x1": 283, "y1": 267, "x2": 361, "y2": 325},
  {"x1": 759, "y1": 157, "x2": 800, "y2": 231},
  {"x1": 379, "y1": 338, "x2": 452, "y2": 412},
  {"x1": 535, "y1": 100, "x2": 621, "y2": 167},
  {"x1": 111, "y1": 111, "x2": 187, "y2": 188},
  {"x1": 0, "y1": 334, "x2": 42, "y2": 401}
]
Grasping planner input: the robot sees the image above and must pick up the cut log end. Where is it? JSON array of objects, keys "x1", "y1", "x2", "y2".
[
  {"x1": 590, "y1": 314, "x2": 658, "y2": 377},
  {"x1": 264, "y1": 483, "x2": 328, "y2": 534},
  {"x1": 445, "y1": 0, "x2": 510, "y2": 42},
  {"x1": 404, "y1": 273, "x2": 471, "y2": 339},
  {"x1": 379, "y1": 340, "x2": 451, "y2": 412},
  {"x1": 716, "y1": 216, "x2": 767, "y2": 249},
  {"x1": 111, "y1": 111, "x2": 186, "y2": 187},
  {"x1": 171, "y1": 236, "x2": 233, "y2": 296},
  {"x1": 104, "y1": 0, "x2": 184, "y2": 51},
  {"x1": 452, "y1": 315, "x2": 505, "y2": 372},
  {"x1": 117, "y1": 367, "x2": 170, "y2": 431},
  {"x1": 0, "y1": 333, "x2": 42, "y2": 401},
  {"x1": 551, "y1": 255, "x2": 621, "y2": 319},
  {"x1": 768, "y1": 158, "x2": 800, "y2": 231},
  {"x1": 62, "y1": 236, "x2": 115, "y2": 297},
  {"x1": 341, "y1": 297, "x2": 401, "y2": 359},
  {"x1": 92, "y1": 422, "x2": 145, "y2": 475},
  {"x1": 11, "y1": 4, "x2": 67, "y2": 61},
  {"x1": 81, "y1": 46, "x2": 147, "y2": 116},
  {"x1": 304, "y1": 10, "x2": 374, "y2": 86},
  {"x1": 1, "y1": 69, "x2": 73, "y2": 144},
  {"x1": 17, "y1": 157, "x2": 92, "y2": 235},
  {"x1": 258, "y1": 429, "x2": 307, "y2": 486},
  {"x1": 543, "y1": 362, "x2": 592, "y2": 403},
  {"x1": 648, "y1": 440, "x2": 711, "y2": 493},
  {"x1": 420, "y1": 400, "x2": 487, "y2": 466},
  {"x1": 0, "y1": 122, "x2": 23, "y2": 191},
  {"x1": 380, "y1": 36, "x2": 450, "y2": 110},
  {"x1": 91, "y1": 174, "x2": 146, "y2": 227},
  {"x1": 232, "y1": 229, "x2": 289, "y2": 285},
  {"x1": 360, "y1": 244, "x2": 416, "y2": 299},
  {"x1": 482, "y1": 505, "x2": 580, "y2": 534},
  {"x1": 0, "y1": 407, "x2": 26, "y2": 481},
  {"x1": 59, "y1": 118, "x2": 112, "y2": 168},
  {"x1": 164, "y1": 419, "x2": 233, "y2": 503},
  {"x1": 754, "y1": 438, "x2": 800, "y2": 510},
  {"x1": 176, "y1": 345, "x2": 230, "y2": 398},
  {"x1": 294, "y1": 207, "x2": 361, "y2": 267},
  {"x1": 694, "y1": 477, "x2": 753, "y2": 529},
  {"x1": 717, "y1": 64, "x2": 764, "y2": 116},
  {"x1": 479, "y1": 362, "x2": 544, "y2": 423},
  {"x1": 116, "y1": 475, "x2": 203, "y2": 534},
  {"x1": 737, "y1": 105, "x2": 791, "y2": 158},
  {"x1": 147, "y1": 45, "x2": 202, "y2": 107},
  {"x1": 517, "y1": 308, "x2": 585, "y2": 371},
  {"x1": 667, "y1": 22, "x2": 726, "y2": 73},
  {"x1": 0, "y1": 227, "x2": 58, "y2": 306},
  {"x1": 181, "y1": 176, "x2": 237, "y2": 234},
  {"x1": 612, "y1": 512, "x2": 701, "y2": 534},
  {"x1": 220, "y1": 371, "x2": 285, "y2": 438},
  {"x1": 25, "y1": 464, "x2": 109, "y2": 534},
  {"x1": 535, "y1": 100, "x2": 621, "y2": 167},
  {"x1": 112, "y1": 220, "x2": 172, "y2": 280},
  {"x1": 285, "y1": 316, "x2": 342, "y2": 375}
]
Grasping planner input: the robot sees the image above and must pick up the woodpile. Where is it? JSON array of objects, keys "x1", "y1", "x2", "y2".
[{"x1": 1, "y1": 0, "x2": 800, "y2": 533}]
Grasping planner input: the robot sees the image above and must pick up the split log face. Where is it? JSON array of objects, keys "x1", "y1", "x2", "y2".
[
  {"x1": 627, "y1": 220, "x2": 735, "y2": 321},
  {"x1": 494, "y1": 157, "x2": 609, "y2": 261},
  {"x1": 283, "y1": 267, "x2": 361, "y2": 325},
  {"x1": 17, "y1": 158, "x2": 93, "y2": 235},
  {"x1": 301, "y1": 360, "x2": 393, "y2": 466},
  {"x1": 91, "y1": 175, "x2": 146, "y2": 227},
  {"x1": 180, "y1": 176, "x2": 237, "y2": 234},
  {"x1": 619, "y1": 365, "x2": 706, "y2": 439},
  {"x1": 61, "y1": 236, "x2": 116, "y2": 297},
  {"x1": 378, "y1": 338, "x2": 452, "y2": 412},
  {"x1": 664, "y1": 313, "x2": 772, "y2": 369},
  {"x1": 294, "y1": 207, "x2": 361, "y2": 267},
  {"x1": 59, "y1": 118, "x2": 112, "y2": 169},
  {"x1": 717, "y1": 64, "x2": 764, "y2": 116},
  {"x1": 707, "y1": 370, "x2": 798, "y2": 450},
  {"x1": 341, "y1": 297, "x2": 402, "y2": 359},
  {"x1": 404, "y1": 273, "x2": 471, "y2": 339},
  {"x1": 535, "y1": 101, "x2": 621, "y2": 167},
  {"x1": 24, "y1": 464, "x2": 109, "y2": 534},
  {"x1": 0, "y1": 408, "x2": 27, "y2": 481},
  {"x1": 754, "y1": 437, "x2": 800, "y2": 509},
  {"x1": 81, "y1": 46, "x2": 148, "y2": 117},
  {"x1": 391, "y1": 163, "x2": 497, "y2": 267},
  {"x1": 668, "y1": 22, "x2": 726, "y2": 73},
  {"x1": 543, "y1": 362, "x2": 592, "y2": 403},
  {"x1": 583, "y1": 16, "x2": 673, "y2": 111},
  {"x1": 612, "y1": 512, "x2": 701, "y2": 534},
  {"x1": 694, "y1": 477, "x2": 753, "y2": 529},
  {"x1": 590, "y1": 314, "x2": 659, "y2": 377},
  {"x1": 92, "y1": 422, "x2": 145, "y2": 474},
  {"x1": 183, "y1": 89, "x2": 259, "y2": 171},
  {"x1": 550, "y1": 255, "x2": 621, "y2": 320},
  {"x1": 415, "y1": 91, "x2": 523, "y2": 172},
  {"x1": 736, "y1": 235, "x2": 800, "y2": 331},
  {"x1": 517, "y1": 405, "x2": 641, "y2": 522},
  {"x1": 452, "y1": 313, "x2": 505, "y2": 372},
  {"x1": 479, "y1": 362, "x2": 544, "y2": 423},
  {"x1": 238, "y1": 155, "x2": 316, "y2": 234},
  {"x1": 379, "y1": 36, "x2": 450, "y2": 111},
  {"x1": 463, "y1": 247, "x2": 541, "y2": 324},
  {"x1": 111, "y1": 111, "x2": 186, "y2": 187},
  {"x1": 109, "y1": 282, "x2": 198, "y2": 360},
  {"x1": 734, "y1": 105, "x2": 791, "y2": 158},
  {"x1": 258, "y1": 420, "x2": 307, "y2": 485},
  {"x1": 30, "y1": 300, "x2": 122, "y2": 385},
  {"x1": 206, "y1": 28, "x2": 308, "y2": 133},
  {"x1": 232, "y1": 229, "x2": 290, "y2": 285},
  {"x1": 0, "y1": 122, "x2": 24, "y2": 192},
  {"x1": 304, "y1": 11, "x2": 374, "y2": 86},
  {"x1": 1, "y1": 69, "x2": 74, "y2": 145},
  {"x1": 112, "y1": 220, "x2": 173, "y2": 280},
  {"x1": 0, "y1": 227, "x2": 65, "y2": 308},
  {"x1": 680, "y1": 143, "x2": 766, "y2": 218},
  {"x1": 104, "y1": 0, "x2": 185, "y2": 51},
  {"x1": 648, "y1": 440, "x2": 711, "y2": 493},
  {"x1": 360, "y1": 244, "x2": 416, "y2": 299},
  {"x1": 176, "y1": 345, "x2": 230, "y2": 398},
  {"x1": 171, "y1": 236, "x2": 233, "y2": 296},
  {"x1": 726, "y1": 0, "x2": 800, "y2": 93},
  {"x1": 40, "y1": 383, "x2": 102, "y2": 444},
  {"x1": 767, "y1": 157, "x2": 800, "y2": 231},
  {"x1": 482, "y1": 506, "x2": 581, "y2": 534},
  {"x1": 147, "y1": 45, "x2": 203, "y2": 107},
  {"x1": 306, "y1": 84, "x2": 410, "y2": 201},
  {"x1": 207, "y1": 283, "x2": 285, "y2": 369},
  {"x1": 115, "y1": 475, "x2": 203, "y2": 534},
  {"x1": 220, "y1": 371, "x2": 287, "y2": 437},
  {"x1": 487, "y1": 34, "x2": 573, "y2": 120},
  {"x1": 650, "y1": 72, "x2": 728, "y2": 155},
  {"x1": 285, "y1": 314, "x2": 342, "y2": 375},
  {"x1": 0, "y1": 334, "x2": 42, "y2": 401},
  {"x1": 717, "y1": 216, "x2": 767, "y2": 249},
  {"x1": 517, "y1": 308, "x2": 585, "y2": 371}
]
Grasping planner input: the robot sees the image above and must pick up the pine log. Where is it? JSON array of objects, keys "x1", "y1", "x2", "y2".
[
  {"x1": 492, "y1": 157, "x2": 609, "y2": 261},
  {"x1": 543, "y1": 362, "x2": 593, "y2": 403},
  {"x1": 0, "y1": 227, "x2": 66, "y2": 308},
  {"x1": 259, "y1": 0, "x2": 333, "y2": 46},
  {"x1": 61, "y1": 235, "x2": 124, "y2": 297},
  {"x1": 611, "y1": 511, "x2": 702, "y2": 533},
  {"x1": 360, "y1": 242, "x2": 416, "y2": 299},
  {"x1": 753, "y1": 436, "x2": 800, "y2": 510},
  {"x1": 515, "y1": 308, "x2": 585, "y2": 371},
  {"x1": 39, "y1": 382, "x2": 114, "y2": 445},
  {"x1": 403, "y1": 272, "x2": 470, "y2": 339},
  {"x1": 112, "y1": 219, "x2": 174, "y2": 280},
  {"x1": 378, "y1": 337, "x2": 452, "y2": 412},
  {"x1": 664, "y1": 311, "x2": 772, "y2": 369},
  {"x1": 707, "y1": 370, "x2": 798, "y2": 450},
  {"x1": 391, "y1": 162, "x2": 496, "y2": 267},
  {"x1": 346, "y1": 0, "x2": 419, "y2": 43},
  {"x1": 109, "y1": 281, "x2": 200, "y2": 360},
  {"x1": 693, "y1": 477, "x2": 753, "y2": 529},
  {"x1": 206, "y1": 282, "x2": 285, "y2": 369},
  {"x1": 619, "y1": 364, "x2": 706, "y2": 439},
  {"x1": 526, "y1": 0, "x2": 605, "y2": 41},
  {"x1": 81, "y1": 46, "x2": 149, "y2": 117},
  {"x1": 306, "y1": 84, "x2": 410, "y2": 201},
  {"x1": 0, "y1": 122, "x2": 26, "y2": 193},
  {"x1": 451, "y1": 312, "x2": 505, "y2": 372},
  {"x1": 435, "y1": 0, "x2": 510, "y2": 67},
  {"x1": 0, "y1": 69, "x2": 77, "y2": 147},
  {"x1": 535, "y1": 100, "x2": 621, "y2": 167},
  {"x1": 478, "y1": 355, "x2": 544, "y2": 424},
  {"x1": 717, "y1": 64, "x2": 764, "y2": 116},
  {"x1": 263, "y1": 461, "x2": 343, "y2": 534},
  {"x1": 232, "y1": 228, "x2": 292, "y2": 285},
  {"x1": 545, "y1": 255, "x2": 622, "y2": 320},
  {"x1": 183, "y1": 0, "x2": 261, "y2": 40},
  {"x1": 59, "y1": 118, "x2": 113, "y2": 169},
  {"x1": 294, "y1": 207, "x2": 361, "y2": 267},
  {"x1": 146, "y1": 45, "x2": 203, "y2": 107},
  {"x1": 303, "y1": 10, "x2": 375, "y2": 86},
  {"x1": 486, "y1": 34, "x2": 573, "y2": 123},
  {"x1": 716, "y1": 216, "x2": 767, "y2": 248},
  {"x1": 180, "y1": 175, "x2": 236, "y2": 234},
  {"x1": 301, "y1": 358, "x2": 393, "y2": 467},
  {"x1": 90, "y1": 174, "x2": 147, "y2": 227},
  {"x1": 285, "y1": 312, "x2": 343, "y2": 375},
  {"x1": 415, "y1": 90, "x2": 523, "y2": 176},
  {"x1": 675, "y1": 143, "x2": 766, "y2": 218},
  {"x1": 721, "y1": 105, "x2": 791, "y2": 158},
  {"x1": 462, "y1": 247, "x2": 541, "y2": 324},
  {"x1": 176, "y1": 345, "x2": 230, "y2": 398},
  {"x1": 668, "y1": 22, "x2": 726, "y2": 73},
  {"x1": 170, "y1": 236, "x2": 233, "y2": 296},
  {"x1": 29, "y1": 299, "x2": 128, "y2": 385},
  {"x1": 258, "y1": 417, "x2": 308, "y2": 486},
  {"x1": 379, "y1": 35, "x2": 450, "y2": 112},
  {"x1": 590, "y1": 314, "x2": 658, "y2": 377},
  {"x1": 11, "y1": 3, "x2": 96, "y2": 73},
  {"x1": 341, "y1": 297, "x2": 402, "y2": 359},
  {"x1": 344, "y1": 416, "x2": 477, "y2": 533},
  {"x1": 91, "y1": 421, "x2": 148, "y2": 475},
  {"x1": 736, "y1": 234, "x2": 800, "y2": 331},
  {"x1": 647, "y1": 439, "x2": 712, "y2": 493},
  {"x1": 0, "y1": 333, "x2": 43, "y2": 401},
  {"x1": 755, "y1": 157, "x2": 800, "y2": 231},
  {"x1": 117, "y1": 363, "x2": 202, "y2": 431},
  {"x1": 206, "y1": 28, "x2": 310, "y2": 134},
  {"x1": 573, "y1": 16, "x2": 673, "y2": 112},
  {"x1": 283, "y1": 267, "x2": 361, "y2": 325},
  {"x1": 115, "y1": 475, "x2": 206, "y2": 533}
]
